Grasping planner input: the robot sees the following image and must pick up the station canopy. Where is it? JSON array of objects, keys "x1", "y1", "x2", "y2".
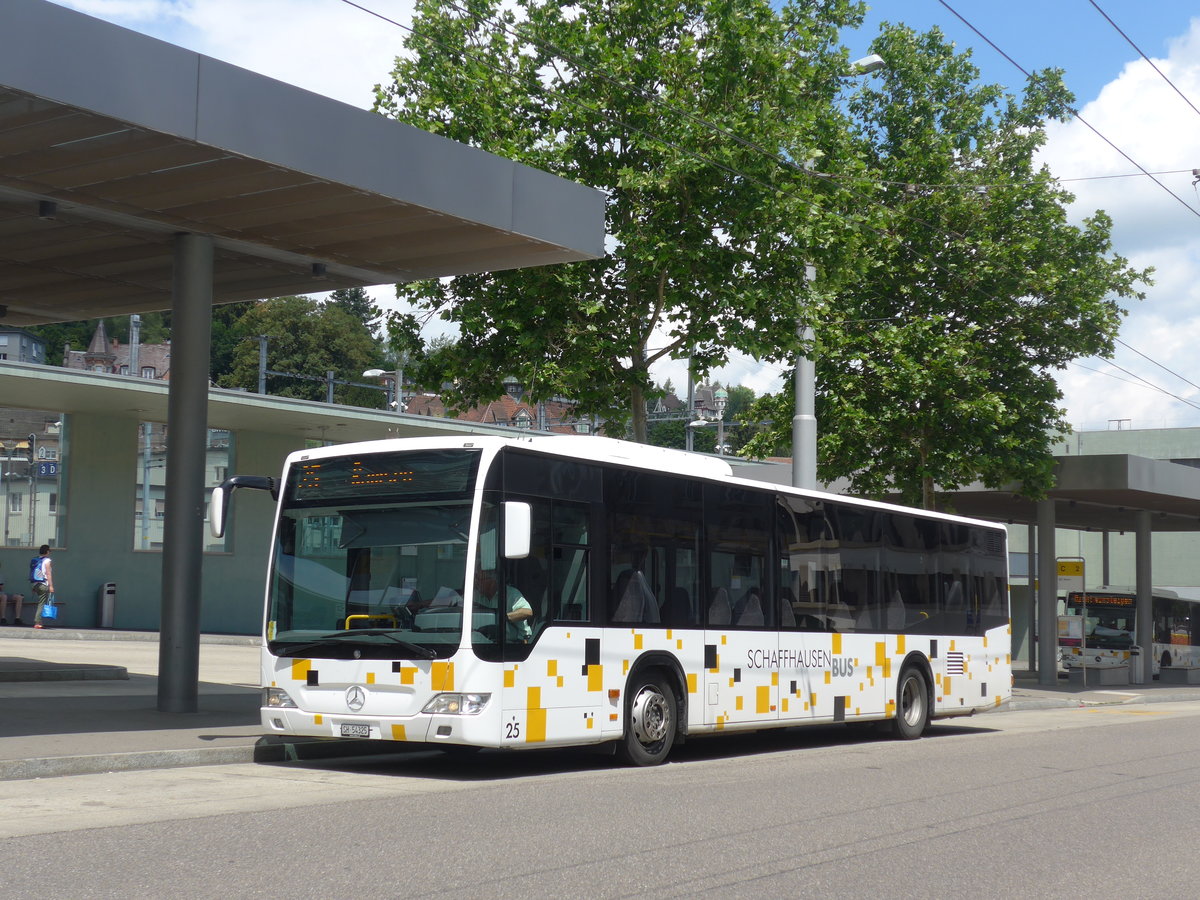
[{"x1": 0, "y1": 0, "x2": 604, "y2": 327}]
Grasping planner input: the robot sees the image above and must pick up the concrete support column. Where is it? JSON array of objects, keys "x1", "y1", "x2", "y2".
[
  {"x1": 158, "y1": 233, "x2": 214, "y2": 713},
  {"x1": 1135, "y1": 510, "x2": 1153, "y2": 683},
  {"x1": 1037, "y1": 499, "x2": 1058, "y2": 686},
  {"x1": 1027, "y1": 523, "x2": 1037, "y2": 673}
]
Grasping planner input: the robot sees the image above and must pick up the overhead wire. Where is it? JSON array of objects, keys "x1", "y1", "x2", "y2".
[
  {"x1": 1087, "y1": 0, "x2": 1200, "y2": 121},
  {"x1": 1071, "y1": 358, "x2": 1200, "y2": 412},
  {"x1": 937, "y1": 0, "x2": 1200, "y2": 222}
]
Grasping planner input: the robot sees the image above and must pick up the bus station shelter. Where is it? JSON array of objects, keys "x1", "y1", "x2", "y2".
[
  {"x1": 945, "y1": 454, "x2": 1200, "y2": 686},
  {"x1": 0, "y1": 0, "x2": 604, "y2": 711},
  {"x1": 740, "y1": 453, "x2": 1200, "y2": 686}
]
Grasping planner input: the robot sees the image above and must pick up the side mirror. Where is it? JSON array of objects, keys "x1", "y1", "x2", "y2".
[
  {"x1": 503, "y1": 501, "x2": 531, "y2": 559},
  {"x1": 208, "y1": 475, "x2": 278, "y2": 538},
  {"x1": 209, "y1": 483, "x2": 229, "y2": 538}
]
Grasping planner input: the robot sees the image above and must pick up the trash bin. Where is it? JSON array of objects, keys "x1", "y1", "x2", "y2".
[
  {"x1": 1128, "y1": 647, "x2": 1145, "y2": 684},
  {"x1": 98, "y1": 582, "x2": 116, "y2": 628}
]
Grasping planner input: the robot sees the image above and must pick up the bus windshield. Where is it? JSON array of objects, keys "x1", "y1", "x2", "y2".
[
  {"x1": 1063, "y1": 598, "x2": 1135, "y2": 650},
  {"x1": 265, "y1": 449, "x2": 481, "y2": 659}
]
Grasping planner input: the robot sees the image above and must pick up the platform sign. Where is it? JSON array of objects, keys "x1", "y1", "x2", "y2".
[{"x1": 1056, "y1": 559, "x2": 1084, "y2": 594}]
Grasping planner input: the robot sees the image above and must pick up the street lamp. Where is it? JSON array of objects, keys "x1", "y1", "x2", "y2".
[
  {"x1": 849, "y1": 53, "x2": 885, "y2": 75},
  {"x1": 713, "y1": 388, "x2": 728, "y2": 455},
  {"x1": 364, "y1": 353, "x2": 409, "y2": 414},
  {"x1": 793, "y1": 57, "x2": 886, "y2": 490}
]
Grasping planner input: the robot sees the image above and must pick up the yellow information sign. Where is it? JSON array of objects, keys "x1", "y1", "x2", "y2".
[{"x1": 1056, "y1": 558, "x2": 1084, "y2": 593}]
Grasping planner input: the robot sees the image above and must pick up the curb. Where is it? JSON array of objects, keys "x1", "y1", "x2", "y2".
[
  {"x1": 0, "y1": 629, "x2": 259, "y2": 646},
  {"x1": 1008, "y1": 689, "x2": 1200, "y2": 711},
  {"x1": 0, "y1": 664, "x2": 128, "y2": 683},
  {"x1": 0, "y1": 737, "x2": 406, "y2": 782},
  {"x1": 0, "y1": 745, "x2": 258, "y2": 781}
]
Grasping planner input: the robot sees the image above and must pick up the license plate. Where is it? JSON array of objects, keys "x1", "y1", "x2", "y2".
[{"x1": 340, "y1": 723, "x2": 370, "y2": 738}]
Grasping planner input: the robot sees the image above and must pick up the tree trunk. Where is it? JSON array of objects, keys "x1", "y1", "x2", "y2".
[
  {"x1": 630, "y1": 382, "x2": 648, "y2": 443},
  {"x1": 919, "y1": 438, "x2": 936, "y2": 510}
]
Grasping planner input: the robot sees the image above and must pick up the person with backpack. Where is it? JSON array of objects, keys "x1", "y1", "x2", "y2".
[{"x1": 30, "y1": 545, "x2": 54, "y2": 629}]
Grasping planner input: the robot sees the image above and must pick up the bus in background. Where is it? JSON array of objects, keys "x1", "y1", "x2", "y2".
[
  {"x1": 210, "y1": 434, "x2": 1011, "y2": 766},
  {"x1": 1060, "y1": 588, "x2": 1200, "y2": 676}
]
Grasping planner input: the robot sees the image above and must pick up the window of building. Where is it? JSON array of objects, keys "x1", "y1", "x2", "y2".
[
  {"x1": 141, "y1": 366, "x2": 156, "y2": 379},
  {"x1": 0, "y1": 408, "x2": 67, "y2": 548},
  {"x1": 133, "y1": 422, "x2": 231, "y2": 552}
]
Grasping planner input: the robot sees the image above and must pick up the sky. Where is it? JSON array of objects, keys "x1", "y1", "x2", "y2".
[{"x1": 46, "y1": 0, "x2": 1200, "y2": 433}]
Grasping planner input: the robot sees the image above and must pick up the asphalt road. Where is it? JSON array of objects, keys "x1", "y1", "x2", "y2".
[{"x1": 3, "y1": 701, "x2": 1199, "y2": 899}]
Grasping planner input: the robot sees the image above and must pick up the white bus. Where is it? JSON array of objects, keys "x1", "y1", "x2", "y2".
[
  {"x1": 1060, "y1": 588, "x2": 1200, "y2": 676},
  {"x1": 211, "y1": 435, "x2": 1011, "y2": 765}
]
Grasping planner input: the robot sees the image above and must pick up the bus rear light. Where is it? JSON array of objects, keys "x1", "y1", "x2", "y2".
[{"x1": 608, "y1": 689, "x2": 621, "y2": 700}]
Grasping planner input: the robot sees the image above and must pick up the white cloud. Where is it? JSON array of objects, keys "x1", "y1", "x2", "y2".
[
  {"x1": 1038, "y1": 19, "x2": 1200, "y2": 430},
  {"x1": 51, "y1": 0, "x2": 411, "y2": 110}
]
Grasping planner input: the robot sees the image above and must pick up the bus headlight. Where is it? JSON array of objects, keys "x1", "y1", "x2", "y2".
[
  {"x1": 263, "y1": 687, "x2": 298, "y2": 709},
  {"x1": 422, "y1": 693, "x2": 491, "y2": 715}
]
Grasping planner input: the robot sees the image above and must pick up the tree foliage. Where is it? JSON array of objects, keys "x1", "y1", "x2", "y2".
[
  {"x1": 376, "y1": 0, "x2": 868, "y2": 440},
  {"x1": 217, "y1": 296, "x2": 387, "y2": 407},
  {"x1": 327, "y1": 287, "x2": 380, "y2": 331},
  {"x1": 743, "y1": 25, "x2": 1150, "y2": 508}
]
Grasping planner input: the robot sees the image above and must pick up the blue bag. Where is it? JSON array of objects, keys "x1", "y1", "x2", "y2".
[{"x1": 41, "y1": 594, "x2": 58, "y2": 621}]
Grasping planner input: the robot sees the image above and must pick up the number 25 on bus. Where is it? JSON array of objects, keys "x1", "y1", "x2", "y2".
[{"x1": 210, "y1": 434, "x2": 1011, "y2": 766}]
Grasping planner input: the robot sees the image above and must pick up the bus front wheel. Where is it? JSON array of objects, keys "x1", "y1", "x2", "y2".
[
  {"x1": 617, "y1": 673, "x2": 676, "y2": 766},
  {"x1": 893, "y1": 666, "x2": 930, "y2": 740}
]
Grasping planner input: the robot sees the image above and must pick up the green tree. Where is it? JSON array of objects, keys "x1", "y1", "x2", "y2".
[
  {"x1": 218, "y1": 296, "x2": 387, "y2": 407},
  {"x1": 327, "y1": 287, "x2": 380, "y2": 332},
  {"x1": 744, "y1": 25, "x2": 1149, "y2": 508},
  {"x1": 376, "y1": 0, "x2": 868, "y2": 441},
  {"x1": 210, "y1": 301, "x2": 257, "y2": 382}
]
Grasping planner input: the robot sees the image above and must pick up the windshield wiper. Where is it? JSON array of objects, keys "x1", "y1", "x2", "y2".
[{"x1": 276, "y1": 629, "x2": 437, "y2": 660}]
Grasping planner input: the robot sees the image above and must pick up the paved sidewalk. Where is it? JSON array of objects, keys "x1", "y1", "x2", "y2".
[{"x1": 3, "y1": 627, "x2": 1200, "y2": 781}]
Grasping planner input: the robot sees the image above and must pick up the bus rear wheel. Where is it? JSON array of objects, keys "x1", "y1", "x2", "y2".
[
  {"x1": 617, "y1": 673, "x2": 676, "y2": 766},
  {"x1": 893, "y1": 665, "x2": 930, "y2": 740}
]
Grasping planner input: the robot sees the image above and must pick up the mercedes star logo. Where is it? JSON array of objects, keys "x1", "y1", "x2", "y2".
[{"x1": 346, "y1": 685, "x2": 367, "y2": 712}]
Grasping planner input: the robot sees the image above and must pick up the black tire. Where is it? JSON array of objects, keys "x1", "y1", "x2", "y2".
[
  {"x1": 617, "y1": 673, "x2": 677, "y2": 766},
  {"x1": 893, "y1": 665, "x2": 930, "y2": 740}
]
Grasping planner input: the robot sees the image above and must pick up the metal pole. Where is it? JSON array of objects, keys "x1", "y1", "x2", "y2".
[
  {"x1": 129, "y1": 313, "x2": 142, "y2": 377},
  {"x1": 792, "y1": 264, "x2": 817, "y2": 489},
  {"x1": 2, "y1": 443, "x2": 10, "y2": 547},
  {"x1": 1101, "y1": 531, "x2": 1110, "y2": 586},
  {"x1": 326, "y1": 370, "x2": 335, "y2": 404},
  {"x1": 685, "y1": 359, "x2": 695, "y2": 452},
  {"x1": 27, "y1": 434, "x2": 35, "y2": 547},
  {"x1": 257, "y1": 335, "x2": 268, "y2": 394},
  {"x1": 140, "y1": 425, "x2": 152, "y2": 549},
  {"x1": 158, "y1": 232, "x2": 214, "y2": 714},
  {"x1": 394, "y1": 353, "x2": 407, "y2": 414}
]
